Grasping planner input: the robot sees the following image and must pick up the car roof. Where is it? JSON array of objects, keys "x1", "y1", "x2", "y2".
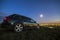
[{"x1": 10, "y1": 14, "x2": 32, "y2": 20}]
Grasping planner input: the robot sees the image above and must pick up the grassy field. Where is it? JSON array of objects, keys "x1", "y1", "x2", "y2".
[{"x1": 0, "y1": 26, "x2": 60, "y2": 40}]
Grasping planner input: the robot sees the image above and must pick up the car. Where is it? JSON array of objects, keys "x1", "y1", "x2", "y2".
[{"x1": 1, "y1": 14, "x2": 40, "y2": 32}]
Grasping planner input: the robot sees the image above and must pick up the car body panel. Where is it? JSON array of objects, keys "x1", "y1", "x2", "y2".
[
  {"x1": 23, "y1": 22, "x2": 38, "y2": 27},
  {"x1": 1, "y1": 14, "x2": 39, "y2": 30}
]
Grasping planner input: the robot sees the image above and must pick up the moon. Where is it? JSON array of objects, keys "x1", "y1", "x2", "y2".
[{"x1": 40, "y1": 14, "x2": 43, "y2": 18}]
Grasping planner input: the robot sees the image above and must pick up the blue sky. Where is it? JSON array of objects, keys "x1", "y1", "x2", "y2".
[{"x1": 0, "y1": 0, "x2": 60, "y2": 23}]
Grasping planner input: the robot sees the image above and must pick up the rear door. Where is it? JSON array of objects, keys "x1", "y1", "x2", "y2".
[{"x1": 23, "y1": 19, "x2": 38, "y2": 27}]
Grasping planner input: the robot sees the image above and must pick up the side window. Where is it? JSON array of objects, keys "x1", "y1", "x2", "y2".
[
  {"x1": 26, "y1": 19, "x2": 30, "y2": 22},
  {"x1": 12, "y1": 15, "x2": 20, "y2": 20},
  {"x1": 30, "y1": 19, "x2": 36, "y2": 23},
  {"x1": 23, "y1": 18, "x2": 36, "y2": 23},
  {"x1": 25, "y1": 19, "x2": 32, "y2": 23}
]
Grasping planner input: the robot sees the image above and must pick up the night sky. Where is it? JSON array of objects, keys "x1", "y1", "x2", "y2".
[{"x1": 0, "y1": 0, "x2": 60, "y2": 23}]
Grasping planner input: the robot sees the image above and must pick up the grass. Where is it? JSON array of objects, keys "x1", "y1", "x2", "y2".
[{"x1": 0, "y1": 27, "x2": 60, "y2": 40}]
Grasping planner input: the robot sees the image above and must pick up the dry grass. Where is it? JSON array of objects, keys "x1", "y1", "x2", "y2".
[{"x1": 0, "y1": 27, "x2": 60, "y2": 40}]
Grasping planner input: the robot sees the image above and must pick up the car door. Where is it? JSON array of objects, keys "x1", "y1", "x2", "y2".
[{"x1": 23, "y1": 19, "x2": 38, "y2": 27}]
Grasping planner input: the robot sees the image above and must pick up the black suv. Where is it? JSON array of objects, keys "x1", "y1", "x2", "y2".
[{"x1": 1, "y1": 14, "x2": 39, "y2": 32}]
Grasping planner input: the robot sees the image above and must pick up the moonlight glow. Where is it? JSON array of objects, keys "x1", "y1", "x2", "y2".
[{"x1": 40, "y1": 14, "x2": 43, "y2": 18}]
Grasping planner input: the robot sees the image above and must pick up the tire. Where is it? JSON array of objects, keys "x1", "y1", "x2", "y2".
[{"x1": 14, "y1": 23, "x2": 23, "y2": 32}]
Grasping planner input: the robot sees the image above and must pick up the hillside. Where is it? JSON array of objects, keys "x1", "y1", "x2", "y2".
[{"x1": 0, "y1": 27, "x2": 60, "y2": 40}]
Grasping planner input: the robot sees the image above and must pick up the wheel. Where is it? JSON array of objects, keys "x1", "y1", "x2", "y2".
[{"x1": 14, "y1": 24, "x2": 23, "y2": 32}]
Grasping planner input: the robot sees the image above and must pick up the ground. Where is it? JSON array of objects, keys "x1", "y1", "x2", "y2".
[{"x1": 0, "y1": 27, "x2": 60, "y2": 40}]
